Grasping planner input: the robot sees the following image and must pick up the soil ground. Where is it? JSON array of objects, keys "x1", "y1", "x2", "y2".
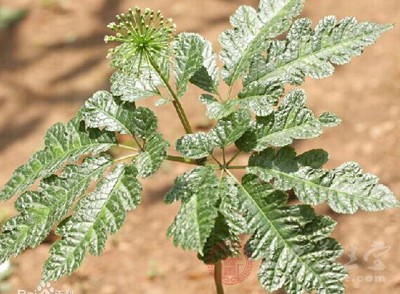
[{"x1": 0, "y1": 0, "x2": 399, "y2": 293}]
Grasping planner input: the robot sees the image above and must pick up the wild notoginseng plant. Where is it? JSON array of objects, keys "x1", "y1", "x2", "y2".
[{"x1": 0, "y1": 1, "x2": 398, "y2": 293}]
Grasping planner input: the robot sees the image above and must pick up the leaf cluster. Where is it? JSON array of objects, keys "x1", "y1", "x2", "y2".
[{"x1": 0, "y1": 1, "x2": 398, "y2": 293}]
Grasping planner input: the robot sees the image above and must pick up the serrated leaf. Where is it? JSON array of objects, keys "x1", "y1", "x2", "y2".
[
  {"x1": 110, "y1": 69, "x2": 161, "y2": 102},
  {"x1": 232, "y1": 174, "x2": 347, "y2": 294},
  {"x1": 136, "y1": 134, "x2": 169, "y2": 178},
  {"x1": 83, "y1": 91, "x2": 136, "y2": 134},
  {"x1": 200, "y1": 82, "x2": 282, "y2": 119},
  {"x1": 167, "y1": 166, "x2": 220, "y2": 255},
  {"x1": 189, "y1": 40, "x2": 219, "y2": 94},
  {"x1": 130, "y1": 107, "x2": 158, "y2": 139},
  {"x1": 0, "y1": 156, "x2": 112, "y2": 264},
  {"x1": 198, "y1": 176, "x2": 247, "y2": 264},
  {"x1": 237, "y1": 79, "x2": 283, "y2": 116},
  {"x1": 210, "y1": 109, "x2": 251, "y2": 147},
  {"x1": 166, "y1": 173, "x2": 245, "y2": 263},
  {"x1": 42, "y1": 164, "x2": 142, "y2": 282},
  {"x1": 173, "y1": 33, "x2": 206, "y2": 97},
  {"x1": 236, "y1": 90, "x2": 341, "y2": 151},
  {"x1": 248, "y1": 146, "x2": 400, "y2": 214},
  {"x1": 220, "y1": 0, "x2": 305, "y2": 85},
  {"x1": 83, "y1": 92, "x2": 158, "y2": 139},
  {"x1": 198, "y1": 213, "x2": 241, "y2": 264},
  {"x1": 200, "y1": 94, "x2": 237, "y2": 120},
  {"x1": 244, "y1": 17, "x2": 393, "y2": 90},
  {"x1": 176, "y1": 132, "x2": 214, "y2": 159},
  {"x1": 218, "y1": 177, "x2": 247, "y2": 236},
  {"x1": 0, "y1": 115, "x2": 116, "y2": 201}
]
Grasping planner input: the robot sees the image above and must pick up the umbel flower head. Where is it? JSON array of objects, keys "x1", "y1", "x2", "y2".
[{"x1": 105, "y1": 7, "x2": 176, "y2": 73}]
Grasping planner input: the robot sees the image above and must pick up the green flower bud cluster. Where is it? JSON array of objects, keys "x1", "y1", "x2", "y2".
[{"x1": 105, "y1": 7, "x2": 176, "y2": 72}]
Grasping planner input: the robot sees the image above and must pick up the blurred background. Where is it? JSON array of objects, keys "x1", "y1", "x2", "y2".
[{"x1": 0, "y1": 0, "x2": 399, "y2": 293}]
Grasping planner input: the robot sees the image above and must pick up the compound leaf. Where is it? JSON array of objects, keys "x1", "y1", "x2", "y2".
[
  {"x1": 130, "y1": 107, "x2": 158, "y2": 139},
  {"x1": 237, "y1": 78, "x2": 283, "y2": 117},
  {"x1": 233, "y1": 174, "x2": 347, "y2": 294},
  {"x1": 236, "y1": 90, "x2": 340, "y2": 151},
  {"x1": 83, "y1": 91, "x2": 136, "y2": 134},
  {"x1": 189, "y1": 40, "x2": 220, "y2": 94},
  {"x1": 200, "y1": 80, "x2": 283, "y2": 119},
  {"x1": 220, "y1": 0, "x2": 305, "y2": 85},
  {"x1": 200, "y1": 94, "x2": 238, "y2": 120},
  {"x1": 173, "y1": 33, "x2": 207, "y2": 97},
  {"x1": 110, "y1": 69, "x2": 161, "y2": 102},
  {"x1": 0, "y1": 156, "x2": 112, "y2": 264},
  {"x1": 0, "y1": 115, "x2": 116, "y2": 201},
  {"x1": 136, "y1": 133, "x2": 169, "y2": 178},
  {"x1": 176, "y1": 132, "x2": 214, "y2": 160},
  {"x1": 245, "y1": 17, "x2": 393, "y2": 90},
  {"x1": 210, "y1": 109, "x2": 251, "y2": 147},
  {"x1": 42, "y1": 164, "x2": 141, "y2": 282},
  {"x1": 248, "y1": 146, "x2": 400, "y2": 214},
  {"x1": 83, "y1": 91, "x2": 158, "y2": 139},
  {"x1": 166, "y1": 166, "x2": 220, "y2": 255}
]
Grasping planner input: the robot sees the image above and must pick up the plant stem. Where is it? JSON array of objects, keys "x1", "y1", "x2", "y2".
[
  {"x1": 166, "y1": 155, "x2": 199, "y2": 165},
  {"x1": 146, "y1": 53, "x2": 193, "y2": 134},
  {"x1": 226, "y1": 150, "x2": 241, "y2": 166},
  {"x1": 214, "y1": 261, "x2": 224, "y2": 294},
  {"x1": 113, "y1": 153, "x2": 137, "y2": 163},
  {"x1": 117, "y1": 144, "x2": 139, "y2": 151},
  {"x1": 226, "y1": 165, "x2": 247, "y2": 170},
  {"x1": 211, "y1": 153, "x2": 223, "y2": 166}
]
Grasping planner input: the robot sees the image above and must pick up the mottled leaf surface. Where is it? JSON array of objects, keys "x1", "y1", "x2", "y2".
[
  {"x1": 0, "y1": 115, "x2": 116, "y2": 201},
  {"x1": 234, "y1": 174, "x2": 347, "y2": 294},
  {"x1": 248, "y1": 146, "x2": 400, "y2": 214},
  {"x1": 236, "y1": 90, "x2": 340, "y2": 151},
  {"x1": 42, "y1": 164, "x2": 141, "y2": 282},
  {"x1": 244, "y1": 17, "x2": 392, "y2": 90}
]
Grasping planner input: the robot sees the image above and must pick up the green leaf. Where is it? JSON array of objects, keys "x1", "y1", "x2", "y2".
[
  {"x1": 210, "y1": 109, "x2": 251, "y2": 147},
  {"x1": 220, "y1": 0, "x2": 305, "y2": 85},
  {"x1": 176, "y1": 132, "x2": 214, "y2": 160},
  {"x1": 244, "y1": 17, "x2": 393, "y2": 90},
  {"x1": 167, "y1": 166, "x2": 220, "y2": 255},
  {"x1": 0, "y1": 115, "x2": 116, "y2": 201},
  {"x1": 248, "y1": 146, "x2": 400, "y2": 214},
  {"x1": 200, "y1": 94, "x2": 237, "y2": 120},
  {"x1": 237, "y1": 78, "x2": 283, "y2": 116},
  {"x1": 200, "y1": 81, "x2": 282, "y2": 119},
  {"x1": 130, "y1": 107, "x2": 158, "y2": 139},
  {"x1": 173, "y1": 33, "x2": 207, "y2": 97},
  {"x1": 0, "y1": 156, "x2": 112, "y2": 264},
  {"x1": 236, "y1": 90, "x2": 341, "y2": 151},
  {"x1": 175, "y1": 109, "x2": 251, "y2": 158},
  {"x1": 136, "y1": 134, "x2": 169, "y2": 178},
  {"x1": 198, "y1": 213, "x2": 241, "y2": 264},
  {"x1": 83, "y1": 91, "x2": 158, "y2": 139},
  {"x1": 164, "y1": 172, "x2": 246, "y2": 264},
  {"x1": 83, "y1": 91, "x2": 136, "y2": 134},
  {"x1": 189, "y1": 40, "x2": 220, "y2": 94},
  {"x1": 218, "y1": 177, "x2": 247, "y2": 236},
  {"x1": 42, "y1": 164, "x2": 142, "y2": 282},
  {"x1": 233, "y1": 174, "x2": 347, "y2": 294},
  {"x1": 110, "y1": 69, "x2": 161, "y2": 102}
]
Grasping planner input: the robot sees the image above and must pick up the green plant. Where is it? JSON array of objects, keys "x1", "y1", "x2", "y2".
[{"x1": 0, "y1": 1, "x2": 398, "y2": 293}]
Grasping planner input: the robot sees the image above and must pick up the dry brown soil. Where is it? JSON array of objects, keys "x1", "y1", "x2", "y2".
[{"x1": 0, "y1": 0, "x2": 399, "y2": 293}]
